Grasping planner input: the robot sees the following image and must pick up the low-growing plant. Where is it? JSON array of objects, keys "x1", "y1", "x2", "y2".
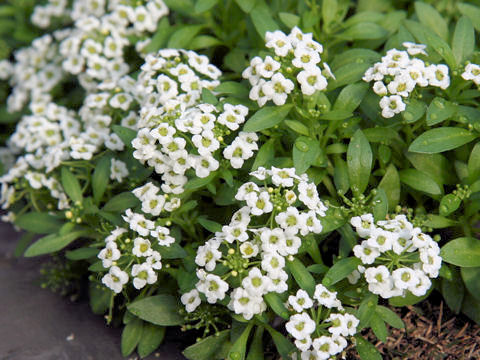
[{"x1": 1, "y1": 0, "x2": 480, "y2": 359}]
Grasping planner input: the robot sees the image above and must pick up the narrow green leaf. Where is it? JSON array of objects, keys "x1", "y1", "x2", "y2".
[
  {"x1": 66, "y1": 247, "x2": 99, "y2": 260},
  {"x1": 402, "y1": 99, "x2": 426, "y2": 124},
  {"x1": 370, "y1": 313, "x2": 388, "y2": 343},
  {"x1": 93, "y1": 155, "x2": 111, "y2": 205},
  {"x1": 293, "y1": 136, "x2": 321, "y2": 174},
  {"x1": 347, "y1": 129, "x2": 372, "y2": 195},
  {"x1": 439, "y1": 194, "x2": 461, "y2": 216},
  {"x1": 287, "y1": 258, "x2": 316, "y2": 296},
  {"x1": 389, "y1": 289, "x2": 431, "y2": 307},
  {"x1": 167, "y1": 25, "x2": 204, "y2": 48},
  {"x1": 424, "y1": 214, "x2": 458, "y2": 229},
  {"x1": 328, "y1": 63, "x2": 371, "y2": 90},
  {"x1": 278, "y1": 12, "x2": 299, "y2": 28},
  {"x1": 406, "y1": 152, "x2": 456, "y2": 185},
  {"x1": 399, "y1": 169, "x2": 442, "y2": 195},
  {"x1": 184, "y1": 172, "x2": 216, "y2": 190},
  {"x1": 138, "y1": 324, "x2": 166, "y2": 358},
  {"x1": 457, "y1": 2, "x2": 480, "y2": 32},
  {"x1": 121, "y1": 318, "x2": 143, "y2": 357},
  {"x1": 201, "y1": 88, "x2": 218, "y2": 105},
  {"x1": 264, "y1": 293, "x2": 289, "y2": 320},
  {"x1": 61, "y1": 167, "x2": 83, "y2": 203},
  {"x1": 357, "y1": 293, "x2": 378, "y2": 329},
  {"x1": 102, "y1": 192, "x2": 140, "y2": 212},
  {"x1": 15, "y1": 212, "x2": 63, "y2": 234},
  {"x1": 322, "y1": 257, "x2": 361, "y2": 287},
  {"x1": 409, "y1": 128, "x2": 477, "y2": 154},
  {"x1": 183, "y1": 330, "x2": 230, "y2": 360},
  {"x1": 190, "y1": 35, "x2": 222, "y2": 50},
  {"x1": 333, "y1": 156, "x2": 349, "y2": 195},
  {"x1": 372, "y1": 188, "x2": 388, "y2": 221},
  {"x1": 378, "y1": 164, "x2": 400, "y2": 210},
  {"x1": 355, "y1": 335, "x2": 382, "y2": 360},
  {"x1": 197, "y1": 216, "x2": 222, "y2": 233},
  {"x1": 89, "y1": 282, "x2": 111, "y2": 314},
  {"x1": 112, "y1": 125, "x2": 137, "y2": 147},
  {"x1": 333, "y1": 82, "x2": 369, "y2": 113},
  {"x1": 250, "y1": 1, "x2": 279, "y2": 38},
  {"x1": 234, "y1": 0, "x2": 256, "y2": 13},
  {"x1": 468, "y1": 142, "x2": 480, "y2": 182},
  {"x1": 284, "y1": 120, "x2": 310, "y2": 136},
  {"x1": 426, "y1": 97, "x2": 457, "y2": 126},
  {"x1": 415, "y1": 2, "x2": 449, "y2": 41},
  {"x1": 246, "y1": 326, "x2": 264, "y2": 360},
  {"x1": 215, "y1": 82, "x2": 248, "y2": 97},
  {"x1": 127, "y1": 295, "x2": 184, "y2": 326},
  {"x1": 243, "y1": 105, "x2": 292, "y2": 132},
  {"x1": 265, "y1": 325, "x2": 296, "y2": 359},
  {"x1": 452, "y1": 16, "x2": 475, "y2": 64},
  {"x1": 441, "y1": 237, "x2": 480, "y2": 267},
  {"x1": 338, "y1": 22, "x2": 388, "y2": 40},
  {"x1": 318, "y1": 110, "x2": 352, "y2": 121},
  {"x1": 24, "y1": 230, "x2": 89, "y2": 257},
  {"x1": 375, "y1": 306, "x2": 404, "y2": 329},
  {"x1": 194, "y1": 0, "x2": 218, "y2": 13},
  {"x1": 227, "y1": 323, "x2": 253, "y2": 360}
]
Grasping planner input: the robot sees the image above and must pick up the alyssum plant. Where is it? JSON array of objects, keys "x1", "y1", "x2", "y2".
[{"x1": 0, "y1": 0, "x2": 479, "y2": 359}]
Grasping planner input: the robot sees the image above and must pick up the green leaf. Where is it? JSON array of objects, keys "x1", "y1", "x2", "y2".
[
  {"x1": 138, "y1": 324, "x2": 166, "y2": 358},
  {"x1": 409, "y1": 127, "x2": 477, "y2": 154},
  {"x1": 441, "y1": 237, "x2": 480, "y2": 267},
  {"x1": 184, "y1": 172, "x2": 216, "y2": 190},
  {"x1": 426, "y1": 97, "x2": 457, "y2": 126},
  {"x1": 347, "y1": 129, "x2": 372, "y2": 195},
  {"x1": 461, "y1": 293, "x2": 480, "y2": 324},
  {"x1": 399, "y1": 169, "x2": 442, "y2": 195},
  {"x1": 389, "y1": 289, "x2": 431, "y2": 307},
  {"x1": 143, "y1": 18, "x2": 172, "y2": 53},
  {"x1": 197, "y1": 216, "x2": 222, "y2": 233},
  {"x1": 190, "y1": 35, "x2": 222, "y2": 50},
  {"x1": 167, "y1": 25, "x2": 204, "y2": 48},
  {"x1": 402, "y1": 99, "x2": 426, "y2": 124},
  {"x1": 265, "y1": 325, "x2": 295, "y2": 359},
  {"x1": 424, "y1": 214, "x2": 458, "y2": 229},
  {"x1": 201, "y1": 88, "x2": 218, "y2": 105},
  {"x1": 370, "y1": 313, "x2": 387, "y2": 342},
  {"x1": 14, "y1": 232, "x2": 35, "y2": 257},
  {"x1": 287, "y1": 258, "x2": 316, "y2": 296},
  {"x1": 375, "y1": 305, "x2": 404, "y2": 329},
  {"x1": 378, "y1": 164, "x2": 400, "y2": 210},
  {"x1": 89, "y1": 282, "x2": 111, "y2": 314},
  {"x1": 15, "y1": 212, "x2": 63, "y2": 234},
  {"x1": 322, "y1": 0, "x2": 338, "y2": 25},
  {"x1": 159, "y1": 243, "x2": 187, "y2": 259},
  {"x1": 24, "y1": 230, "x2": 88, "y2": 257},
  {"x1": 183, "y1": 330, "x2": 230, "y2": 360},
  {"x1": 102, "y1": 192, "x2": 140, "y2": 212},
  {"x1": 264, "y1": 293, "x2": 289, "y2": 320},
  {"x1": 322, "y1": 257, "x2": 361, "y2": 287},
  {"x1": 355, "y1": 335, "x2": 382, "y2": 360},
  {"x1": 318, "y1": 110, "x2": 352, "y2": 121},
  {"x1": 284, "y1": 120, "x2": 310, "y2": 136},
  {"x1": 461, "y1": 267, "x2": 480, "y2": 302},
  {"x1": 468, "y1": 142, "x2": 480, "y2": 182},
  {"x1": 215, "y1": 82, "x2": 248, "y2": 98},
  {"x1": 93, "y1": 155, "x2": 111, "y2": 205},
  {"x1": 439, "y1": 194, "x2": 461, "y2": 216},
  {"x1": 121, "y1": 318, "x2": 143, "y2": 357},
  {"x1": 252, "y1": 138, "x2": 275, "y2": 170},
  {"x1": 293, "y1": 136, "x2": 321, "y2": 173},
  {"x1": 357, "y1": 293, "x2": 378, "y2": 329},
  {"x1": 338, "y1": 22, "x2": 388, "y2": 40},
  {"x1": 194, "y1": 0, "x2": 218, "y2": 13},
  {"x1": 112, "y1": 125, "x2": 137, "y2": 147},
  {"x1": 127, "y1": 295, "x2": 184, "y2": 326},
  {"x1": 278, "y1": 12, "x2": 299, "y2": 28},
  {"x1": 250, "y1": 0, "x2": 279, "y2": 38},
  {"x1": 452, "y1": 16, "x2": 475, "y2": 64},
  {"x1": 457, "y1": 2, "x2": 480, "y2": 32},
  {"x1": 328, "y1": 63, "x2": 371, "y2": 90},
  {"x1": 65, "y1": 247, "x2": 99, "y2": 260},
  {"x1": 227, "y1": 323, "x2": 253, "y2": 360},
  {"x1": 246, "y1": 326, "x2": 264, "y2": 360},
  {"x1": 333, "y1": 156, "x2": 349, "y2": 195},
  {"x1": 61, "y1": 167, "x2": 83, "y2": 203},
  {"x1": 406, "y1": 152, "x2": 456, "y2": 185},
  {"x1": 333, "y1": 82, "x2": 369, "y2": 113},
  {"x1": 243, "y1": 104, "x2": 292, "y2": 132},
  {"x1": 234, "y1": 0, "x2": 256, "y2": 13},
  {"x1": 372, "y1": 188, "x2": 388, "y2": 221},
  {"x1": 415, "y1": 2, "x2": 449, "y2": 41}
]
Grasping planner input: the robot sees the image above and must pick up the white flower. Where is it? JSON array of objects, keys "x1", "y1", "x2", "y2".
[
  {"x1": 102, "y1": 266, "x2": 128, "y2": 294},
  {"x1": 425, "y1": 64, "x2": 450, "y2": 89},
  {"x1": 98, "y1": 242, "x2": 121, "y2": 268},
  {"x1": 312, "y1": 336, "x2": 338, "y2": 358},
  {"x1": 239, "y1": 242, "x2": 259, "y2": 258},
  {"x1": 353, "y1": 241, "x2": 380, "y2": 265},
  {"x1": 110, "y1": 159, "x2": 129, "y2": 182},
  {"x1": 229, "y1": 287, "x2": 266, "y2": 320},
  {"x1": 193, "y1": 155, "x2": 219, "y2": 178},
  {"x1": 151, "y1": 226, "x2": 176, "y2": 246},
  {"x1": 265, "y1": 30, "x2": 292, "y2": 57},
  {"x1": 409, "y1": 270, "x2": 432, "y2": 296},
  {"x1": 292, "y1": 46, "x2": 321, "y2": 70},
  {"x1": 249, "y1": 191, "x2": 273, "y2": 216},
  {"x1": 288, "y1": 289, "x2": 314, "y2": 313},
  {"x1": 132, "y1": 237, "x2": 153, "y2": 257},
  {"x1": 373, "y1": 81, "x2": 388, "y2": 96},
  {"x1": 217, "y1": 104, "x2": 248, "y2": 131},
  {"x1": 261, "y1": 252, "x2": 285, "y2": 275},
  {"x1": 351, "y1": 213, "x2": 375, "y2": 238},
  {"x1": 242, "y1": 267, "x2": 272, "y2": 297},
  {"x1": 286, "y1": 312, "x2": 316, "y2": 340},
  {"x1": 256, "y1": 56, "x2": 281, "y2": 78},
  {"x1": 392, "y1": 267, "x2": 419, "y2": 290},
  {"x1": 271, "y1": 167, "x2": 296, "y2": 187},
  {"x1": 181, "y1": 289, "x2": 201, "y2": 313},
  {"x1": 313, "y1": 284, "x2": 342, "y2": 309},
  {"x1": 262, "y1": 73, "x2": 294, "y2": 106},
  {"x1": 222, "y1": 223, "x2": 249, "y2": 243},
  {"x1": 275, "y1": 207, "x2": 305, "y2": 234},
  {"x1": 195, "y1": 240, "x2": 222, "y2": 271},
  {"x1": 235, "y1": 182, "x2": 259, "y2": 202},
  {"x1": 131, "y1": 263, "x2": 157, "y2": 289},
  {"x1": 196, "y1": 273, "x2": 229, "y2": 304},
  {"x1": 260, "y1": 227, "x2": 286, "y2": 254},
  {"x1": 379, "y1": 95, "x2": 406, "y2": 118},
  {"x1": 366, "y1": 228, "x2": 394, "y2": 252},
  {"x1": 462, "y1": 63, "x2": 480, "y2": 85},
  {"x1": 402, "y1": 42, "x2": 427, "y2": 56}
]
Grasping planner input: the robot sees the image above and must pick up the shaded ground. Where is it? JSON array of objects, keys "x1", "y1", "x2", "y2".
[
  {"x1": 0, "y1": 222, "x2": 185, "y2": 360},
  {"x1": 347, "y1": 300, "x2": 480, "y2": 360}
]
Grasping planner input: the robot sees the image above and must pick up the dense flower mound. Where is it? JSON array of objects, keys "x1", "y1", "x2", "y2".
[
  {"x1": 243, "y1": 27, "x2": 334, "y2": 107},
  {"x1": 363, "y1": 43, "x2": 450, "y2": 118},
  {"x1": 349, "y1": 214, "x2": 441, "y2": 298},
  {"x1": 182, "y1": 167, "x2": 327, "y2": 319}
]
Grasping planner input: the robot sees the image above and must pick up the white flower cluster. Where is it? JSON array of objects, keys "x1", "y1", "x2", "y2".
[
  {"x1": 5, "y1": 34, "x2": 65, "y2": 112},
  {"x1": 132, "y1": 101, "x2": 258, "y2": 195},
  {"x1": 135, "y1": 49, "x2": 222, "y2": 110},
  {"x1": 31, "y1": 0, "x2": 70, "y2": 28},
  {"x1": 363, "y1": 43, "x2": 450, "y2": 118},
  {"x1": 349, "y1": 214, "x2": 441, "y2": 299},
  {"x1": 461, "y1": 63, "x2": 480, "y2": 85},
  {"x1": 286, "y1": 287, "x2": 358, "y2": 359},
  {"x1": 100, "y1": 205, "x2": 176, "y2": 293},
  {"x1": 243, "y1": 27, "x2": 334, "y2": 107},
  {"x1": 181, "y1": 167, "x2": 328, "y2": 320}
]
